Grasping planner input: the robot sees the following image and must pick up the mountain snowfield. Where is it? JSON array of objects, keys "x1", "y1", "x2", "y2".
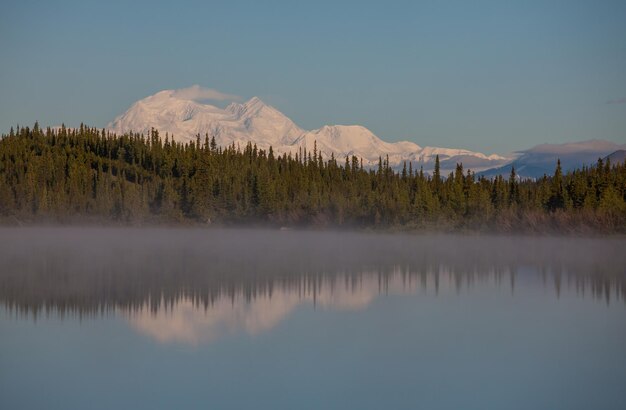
[{"x1": 108, "y1": 89, "x2": 510, "y2": 173}]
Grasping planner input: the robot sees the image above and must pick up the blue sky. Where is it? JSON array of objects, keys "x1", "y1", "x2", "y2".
[{"x1": 1, "y1": 0, "x2": 625, "y2": 153}]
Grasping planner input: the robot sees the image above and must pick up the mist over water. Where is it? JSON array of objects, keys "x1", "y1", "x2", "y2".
[
  {"x1": 1, "y1": 228, "x2": 624, "y2": 315},
  {"x1": 1, "y1": 228, "x2": 625, "y2": 410}
]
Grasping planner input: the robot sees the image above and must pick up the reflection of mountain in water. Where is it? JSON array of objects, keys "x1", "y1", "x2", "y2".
[
  {"x1": 127, "y1": 273, "x2": 397, "y2": 345},
  {"x1": 1, "y1": 229, "x2": 625, "y2": 326}
]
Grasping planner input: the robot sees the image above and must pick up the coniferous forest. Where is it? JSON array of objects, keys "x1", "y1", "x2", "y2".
[{"x1": 0, "y1": 123, "x2": 625, "y2": 232}]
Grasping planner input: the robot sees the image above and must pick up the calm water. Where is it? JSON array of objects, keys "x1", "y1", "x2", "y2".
[{"x1": 1, "y1": 228, "x2": 625, "y2": 410}]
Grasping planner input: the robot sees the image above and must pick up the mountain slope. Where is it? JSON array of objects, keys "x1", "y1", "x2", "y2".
[
  {"x1": 108, "y1": 89, "x2": 509, "y2": 173},
  {"x1": 605, "y1": 150, "x2": 626, "y2": 165}
]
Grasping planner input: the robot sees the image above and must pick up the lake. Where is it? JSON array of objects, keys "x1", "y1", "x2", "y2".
[{"x1": 1, "y1": 228, "x2": 625, "y2": 410}]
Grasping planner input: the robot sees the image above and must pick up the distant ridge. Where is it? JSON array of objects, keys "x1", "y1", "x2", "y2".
[{"x1": 479, "y1": 140, "x2": 626, "y2": 179}]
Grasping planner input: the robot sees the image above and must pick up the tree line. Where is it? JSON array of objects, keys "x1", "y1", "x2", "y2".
[{"x1": 0, "y1": 123, "x2": 625, "y2": 232}]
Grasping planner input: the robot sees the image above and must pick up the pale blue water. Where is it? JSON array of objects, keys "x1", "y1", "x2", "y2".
[{"x1": 1, "y1": 228, "x2": 625, "y2": 410}]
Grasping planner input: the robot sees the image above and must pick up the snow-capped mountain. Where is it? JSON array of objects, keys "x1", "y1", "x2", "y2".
[
  {"x1": 108, "y1": 88, "x2": 510, "y2": 173},
  {"x1": 108, "y1": 91, "x2": 304, "y2": 149}
]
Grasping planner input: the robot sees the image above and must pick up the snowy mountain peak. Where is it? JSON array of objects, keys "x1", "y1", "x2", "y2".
[
  {"x1": 107, "y1": 87, "x2": 510, "y2": 173},
  {"x1": 147, "y1": 89, "x2": 176, "y2": 101},
  {"x1": 226, "y1": 96, "x2": 272, "y2": 118},
  {"x1": 244, "y1": 96, "x2": 264, "y2": 107}
]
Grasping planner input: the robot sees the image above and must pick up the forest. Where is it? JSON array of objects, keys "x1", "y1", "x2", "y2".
[{"x1": 0, "y1": 123, "x2": 625, "y2": 232}]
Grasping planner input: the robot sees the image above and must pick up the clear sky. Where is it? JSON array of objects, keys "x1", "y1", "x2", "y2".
[{"x1": 1, "y1": 0, "x2": 625, "y2": 153}]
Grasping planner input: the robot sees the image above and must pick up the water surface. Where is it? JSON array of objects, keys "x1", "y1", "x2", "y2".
[{"x1": 1, "y1": 228, "x2": 625, "y2": 409}]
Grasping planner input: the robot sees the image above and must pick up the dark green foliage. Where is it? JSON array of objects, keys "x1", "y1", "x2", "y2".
[{"x1": 1, "y1": 124, "x2": 625, "y2": 232}]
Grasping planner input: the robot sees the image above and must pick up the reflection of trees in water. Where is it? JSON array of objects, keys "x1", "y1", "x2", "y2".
[{"x1": 0, "y1": 228, "x2": 624, "y2": 318}]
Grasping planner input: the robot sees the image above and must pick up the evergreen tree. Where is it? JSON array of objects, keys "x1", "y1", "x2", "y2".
[{"x1": 549, "y1": 159, "x2": 565, "y2": 210}]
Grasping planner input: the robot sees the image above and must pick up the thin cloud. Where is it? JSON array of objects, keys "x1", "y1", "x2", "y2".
[
  {"x1": 606, "y1": 98, "x2": 626, "y2": 105},
  {"x1": 171, "y1": 85, "x2": 241, "y2": 102}
]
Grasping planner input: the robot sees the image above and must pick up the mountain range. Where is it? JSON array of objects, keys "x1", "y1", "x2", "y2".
[
  {"x1": 107, "y1": 90, "x2": 509, "y2": 175},
  {"x1": 108, "y1": 89, "x2": 625, "y2": 178}
]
